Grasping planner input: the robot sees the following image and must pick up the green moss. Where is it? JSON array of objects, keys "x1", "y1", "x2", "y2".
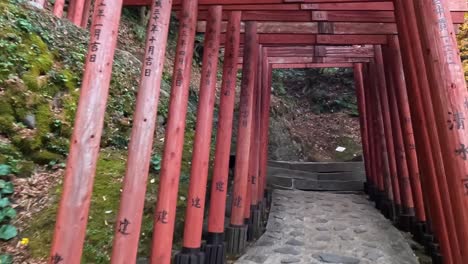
[
  {"x1": 23, "y1": 195, "x2": 59, "y2": 258},
  {"x1": 59, "y1": 69, "x2": 78, "y2": 92},
  {"x1": 0, "y1": 97, "x2": 14, "y2": 116},
  {"x1": 16, "y1": 160, "x2": 35, "y2": 178},
  {"x1": 22, "y1": 68, "x2": 41, "y2": 91},
  {"x1": 45, "y1": 137, "x2": 70, "y2": 156},
  {"x1": 0, "y1": 115, "x2": 15, "y2": 135},
  {"x1": 0, "y1": 142, "x2": 21, "y2": 158},
  {"x1": 12, "y1": 136, "x2": 41, "y2": 153},
  {"x1": 31, "y1": 150, "x2": 61, "y2": 165}
]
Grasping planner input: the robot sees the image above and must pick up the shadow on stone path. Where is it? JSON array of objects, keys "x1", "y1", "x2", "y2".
[{"x1": 236, "y1": 189, "x2": 419, "y2": 264}]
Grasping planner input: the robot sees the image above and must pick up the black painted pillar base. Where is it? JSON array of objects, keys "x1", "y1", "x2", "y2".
[
  {"x1": 367, "y1": 184, "x2": 376, "y2": 201},
  {"x1": 423, "y1": 233, "x2": 435, "y2": 255},
  {"x1": 258, "y1": 199, "x2": 265, "y2": 223},
  {"x1": 174, "y1": 247, "x2": 205, "y2": 264},
  {"x1": 250, "y1": 205, "x2": 262, "y2": 239},
  {"x1": 364, "y1": 181, "x2": 374, "y2": 195},
  {"x1": 226, "y1": 224, "x2": 248, "y2": 255},
  {"x1": 261, "y1": 197, "x2": 269, "y2": 231},
  {"x1": 373, "y1": 191, "x2": 385, "y2": 211},
  {"x1": 393, "y1": 204, "x2": 402, "y2": 225},
  {"x1": 411, "y1": 221, "x2": 427, "y2": 243},
  {"x1": 378, "y1": 197, "x2": 393, "y2": 220},
  {"x1": 431, "y1": 251, "x2": 443, "y2": 264},
  {"x1": 265, "y1": 189, "x2": 272, "y2": 209},
  {"x1": 398, "y1": 208, "x2": 415, "y2": 232},
  {"x1": 202, "y1": 233, "x2": 226, "y2": 264}
]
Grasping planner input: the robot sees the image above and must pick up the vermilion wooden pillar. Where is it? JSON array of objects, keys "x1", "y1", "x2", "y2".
[
  {"x1": 386, "y1": 36, "x2": 428, "y2": 230},
  {"x1": 381, "y1": 50, "x2": 416, "y2": 228},
  {"x1": 68, "y1": 0, "x2": 86, "y2": 27},
  {"x1": 149, "y1": 0, "x2": 198, "y2": 263},
  {"x1": 412, "y1": 0, "x2": 468, "y2": 262},
  {"x1": 110, "y1": 1, "x2": 172, "y2": 262},
  {"x1": 377, "y1": 44, "x2": 416, "y2": 228},
  {"x1": 80, "y1": 0, "x2": 92, "y2": 28},
  {"x1": 366, "y1": 66, "x2": 384, "y2": 198},
  {"x1": 394, "y1": 0, "x2": 461, "y2": 262},
  {"x1": 353, "y1": 63, "x2": 372, "y2": 191},
  {"x1": 258, "y1": 48, "x2": 270, "y2": 206},
  {"x1": 226, "y1": 21, "x2": 258, "y2": 255},
  {"x1": 362, "y1": 64, "x2": 378, "y2": 199},
  {"x1": 53, "y1": 0, "x2": 65, "y2": 17},
  {"x1": 370, "y1": 60, "x2": 394, "y2": 217},
  {"x1": 49, "y1": 1, "x2": 123, "y2": 263},
  {"x1": 258, "y1": 49, "x2": 270, "y2": 223},
  {"x1": 174, "y1": 6, "x2": 222, "y2": 263},
  {"x1": 373, "y1": 47, "x2": 401, "y2": 221},
  {"x1": 246, "y1": 44, "x2": 263, "y2": 240},
  {"x1": 205, "y1": 11, "x2": 241, "y2": 263}
]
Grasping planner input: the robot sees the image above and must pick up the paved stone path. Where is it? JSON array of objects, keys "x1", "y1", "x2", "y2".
[{"x1": 236, "y1": 189, "x2": 419, "y2": 264}]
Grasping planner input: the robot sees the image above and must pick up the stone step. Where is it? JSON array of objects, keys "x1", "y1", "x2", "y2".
[
  {"x1": 268, "y1": 160, "x2": 365, "y2": 173},
  {"x1": 268, "y1": 175, "x2": 364, "y2": 191},
  {"x1": 267, "y1": 162, "x2": 366, "y2": 191},
  {"x1": 268, "y1": 167, "x2": 365, "y2": 182}
]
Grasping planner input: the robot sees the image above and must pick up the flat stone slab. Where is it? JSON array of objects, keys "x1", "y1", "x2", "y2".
[{"x1": 235, "y1": 190, "x2": 419, "y2": 264}]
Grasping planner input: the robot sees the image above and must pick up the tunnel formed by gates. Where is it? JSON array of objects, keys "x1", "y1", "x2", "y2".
[{"x1": 29, "y1": 0, "x2": 468, "y2": 263}]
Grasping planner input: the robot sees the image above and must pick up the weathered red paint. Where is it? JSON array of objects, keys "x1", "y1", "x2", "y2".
[
  {"x1": 259, "y1": 58, "x2": 272, "y2": 200},
  {"x1": 362, "y1": 64, "x2": 378, "y2": 192},
  {"x1": 182, "y1": 5, "x2": 222, "y2": 249},
  {"x1": 366, "y1": 65, "x2": 385, "y2": 194},
  {"x1": 373, "y1": 46, "x2": 401, "y2": 210},
  {"x1": 149, "y1": 0, "x2": 198, "y2": 262},
  {"x1": 68, "y1": 0, "x2": 86, "y2": 27},
  {"x1": 80, "y1": 0, "x2": 92, "y2": 28},
  {"x1": 230, "y1": 21, "x2": 258, "y2": 226},
  {"x1": 53, "y1": 0, "x2": 65, "y2": 17},
  {"x1": 413, "y1": 0, "x2": 468, "y2": 261},
  {"x1": 110, "y1": 0, "x2": 172, "y2": 262},
  {"x1": 386, "y1": 36, "x2": 427, "y2": 222},
  {"x1": 49, "y1": 1, "x2": 123, "y2": 263},
  {"x1": 353, "y1": 64, "x2": 373, "y2": 195},
  {"x1": 258, "y1": 48, "x2": 269, "y2": 202},
  {"x1": 207, "y1": 11, "x2": 242, "y2": 234},
  {"x1": 271, "y1": 63, "x2": 353, "y2": 69},
  {"x1": 248, "y1": 46, "x2": 261, "y2": 207},
  {"x1": 395, "y1": 0, "x2": 461, "y2": 261},
  {"x1": 381, "y1": 49, "x2": 415, "y2": 214},
  {"x1": 370, "y1": 61, "x2": 394, "y2": 204}
]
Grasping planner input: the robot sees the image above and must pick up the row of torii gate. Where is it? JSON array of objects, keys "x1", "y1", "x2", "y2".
[{"x1": 28, "y1": 0, "x2": 468, "y2": 264}]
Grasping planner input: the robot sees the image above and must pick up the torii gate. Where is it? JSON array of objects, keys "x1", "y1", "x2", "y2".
[{"x1": 37, "y1": 0, "x2": 468, "y2": 264}]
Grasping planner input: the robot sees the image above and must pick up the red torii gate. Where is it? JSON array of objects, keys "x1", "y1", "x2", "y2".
[{"x1": 39, "y1": 0, "x2": 468, "y2": 264}]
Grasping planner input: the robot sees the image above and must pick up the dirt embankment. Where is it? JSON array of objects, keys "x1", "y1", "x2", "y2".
[{"x1": 268, "y1": 68, "x2": 362, "y2": 162}]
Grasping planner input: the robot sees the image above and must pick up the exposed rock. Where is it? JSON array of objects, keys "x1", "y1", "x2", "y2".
[{"x1": 313, "y1": 253, "x2": 360, "y2": 264}]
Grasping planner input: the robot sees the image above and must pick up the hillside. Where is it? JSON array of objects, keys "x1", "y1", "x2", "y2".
[
  {"x1": 1, "y1": 2, "x2": 466, "y2": 264},
  {"x1": 268, "y1": 68, "x2": 362, "y2": 162},
  {"x1": 0, "y1": 1, "x2": 205, "y2": 262}
]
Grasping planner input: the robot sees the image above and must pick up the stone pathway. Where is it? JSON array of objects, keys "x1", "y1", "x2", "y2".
[{"x1": 236, "y1": 189, "x2": 419, "y2": 264}]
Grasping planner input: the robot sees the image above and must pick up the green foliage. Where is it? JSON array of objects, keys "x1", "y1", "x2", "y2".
[
  {"x1": 0, "y1": 177, "x2": 16, "y2": 242},
  {"x1": 0, "y1": 165, "x2": 11, "y2": 176},
  {"x1": 272, "y1": 68, "x2": 357, "y2": 114},
  {"x1": 457, "y1": 15, "x2": 468, "y2": 82},
  {"x1": 0, "y1": 225, "x2": 17, "y2": 240},
  {"x1": 0, "y1": 254, "x2": 13, "y2": 264},
  {"x1": 150, "y1": 154, "x2": 162, "y2": 172},
  {"x1": 0, "y1": 180, "x2": 14, "y2": 194}
]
